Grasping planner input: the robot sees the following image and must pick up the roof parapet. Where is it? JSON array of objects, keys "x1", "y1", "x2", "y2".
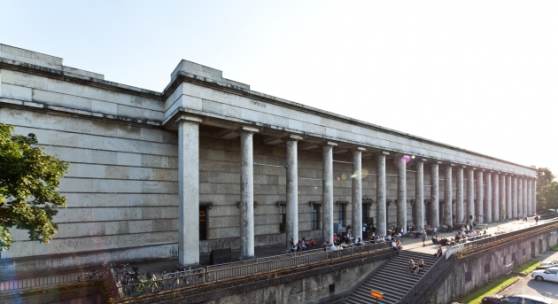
[
  {"x1": 170, "y1": 59, "x2": 249, "y2": 91},
  {"x1": 0, "y1": 43, "x2": 104, "y2": 80}
]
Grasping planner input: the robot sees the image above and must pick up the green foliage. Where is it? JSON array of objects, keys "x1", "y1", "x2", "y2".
[
  {"x1": 536, "y1": 168, "x2": 558, "y2": 212},
  {"x1": 0, "y1": 124, "x2": 68, "y2": 250},
  {"x1": 541, "y1": 181, "x2": 558, "y2": 211},
  {"x1": 515, "y1": 260, "x2": 540, "y2": 276},
  {"x1": 461, "y1": 275, "x2": 519, "y2": 304}
]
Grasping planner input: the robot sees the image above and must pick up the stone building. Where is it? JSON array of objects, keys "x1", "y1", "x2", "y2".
[{"x1": 0, "y1": 44, "x2": 537, "y2": 268}]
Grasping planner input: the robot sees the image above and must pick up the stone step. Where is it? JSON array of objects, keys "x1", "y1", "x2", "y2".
[{"x1": 343, "y1": 250, "x2": 441, "y2": 303}]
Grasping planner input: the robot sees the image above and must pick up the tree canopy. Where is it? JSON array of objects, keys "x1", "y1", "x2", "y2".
[
  {"x1": 537, "y1": 167, "x2": 558, "y2": 212},
  {"x1": 0, "y1": 124, "x2": 68, "y2": 251}
]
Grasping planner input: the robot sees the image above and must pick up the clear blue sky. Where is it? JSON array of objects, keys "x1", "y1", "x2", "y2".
[{"x1": 2, "y1": 1, "x2": 557, "y2": 176}]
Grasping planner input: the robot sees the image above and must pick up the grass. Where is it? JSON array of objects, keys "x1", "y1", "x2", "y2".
[
  {"x1": 515, "y1": 260, "x2": 541, "y2": 276},
  {"x1": 461, "y1": 260, "x2": 541, "y2": 304},
  {"x1": 461, "y1": 275, "x2": 520, "y2": 304},
  {"x1": 551, "y1": 244, "x2": 558, "y2": 251}
]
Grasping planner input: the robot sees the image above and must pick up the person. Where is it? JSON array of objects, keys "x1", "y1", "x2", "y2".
[
  {"x1": 418, "y1": 259, "x2": 425, "y2": 272},
  {"x1": 409, "y1": 258, "x2": 416, "y2": 272},
  {"x1": 535, "y1": 215, "x2": 540, "y2": 224},
  {"x1": 290, "y1": 240, "x2": 297, "y2": 252},
  {"x1": 355, "y1": 237, "x2": 362, "y2": 246},
  {"x1": 391, "y1": 240, "x2": 399, "y2": 254},
  {"x1": 435, "y1": 246, "x2": 443, "y2": 258},
  {"x1": 422, "y1": 229, "x2": 428, "y2": 247}
]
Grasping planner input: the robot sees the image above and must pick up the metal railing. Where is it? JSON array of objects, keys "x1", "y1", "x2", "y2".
[
  {"x1": 117, "y1": 241, "x2": 391, "y2": 298},
  {"x1": 456, "y1": 218, "x2": 558, "y2": 258},
  {"x1": 0, "y1": 269, "x2": 105, "y2": 294}
]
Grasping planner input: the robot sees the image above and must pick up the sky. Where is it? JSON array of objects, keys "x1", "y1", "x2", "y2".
[{"x1": 1, "y1": 1, "x2": 557, "y2": 177}]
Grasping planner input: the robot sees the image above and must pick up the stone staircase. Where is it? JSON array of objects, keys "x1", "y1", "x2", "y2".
[{"x1": 343, "y1": 250, "x2": 440, "y2": 304}]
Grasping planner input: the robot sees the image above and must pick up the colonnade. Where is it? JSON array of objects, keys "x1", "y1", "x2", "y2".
[{"x1": 176, "y1": 117, "x2": 538, "y2": 265}]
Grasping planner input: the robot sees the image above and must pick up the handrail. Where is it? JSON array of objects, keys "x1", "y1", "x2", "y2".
[
  {"x1": 0, "y1": 269, "x2": 106, "y2": 294},
  {"x1": 116, "y1": 241, "x2": 391, "y2": 298},
  {"x1": 457, "y1": 219, "x2": 558, "y2": 258}
]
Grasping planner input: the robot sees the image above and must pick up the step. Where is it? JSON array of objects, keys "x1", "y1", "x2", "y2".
[
  {"x1": 358, "y1": 284, "x2": 407, "y2": 299},
  {"x1": 365, "y1": 278, "x2": 415, "y2": 289},
  {"x1": 367, "y1": 273, "x2": 423, "y2": 286}
]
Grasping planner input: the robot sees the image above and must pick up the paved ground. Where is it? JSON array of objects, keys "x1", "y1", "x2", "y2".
[
  {"x1": 499, "y1": 250, "x2": 558, "y2": 303},
  {"x1": 403, "y1": 217, "x2": 545, "y2": 254}
]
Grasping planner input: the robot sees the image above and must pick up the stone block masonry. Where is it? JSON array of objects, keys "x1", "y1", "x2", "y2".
[{"x1": 0, "y1": 43, "x2": 538, "y2": 270}]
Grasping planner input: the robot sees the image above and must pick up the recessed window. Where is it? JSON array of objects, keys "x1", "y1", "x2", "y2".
[
  {"x1": 312, "y1": 204, "x2": 321, "y2": 230},
  {"x1": 200, "y1": 206, "x2": 208, "y2": 241},
  {"x1": 339, "y1": 204, "x2": 346, "y2": 227}
]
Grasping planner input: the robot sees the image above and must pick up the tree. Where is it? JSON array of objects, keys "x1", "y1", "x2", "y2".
[
  {"x1": 536, "y1": 167, "x2": 555, "y2": 211},
  {"x1": 0, "y1": 124, "x2": 68, "y2": 251},
  {"x1": 541, "y1": 181, "x2": 558, "y2": 211}
]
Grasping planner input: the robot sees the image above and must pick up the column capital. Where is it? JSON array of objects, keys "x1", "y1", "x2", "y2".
[
  {"x1": 325, "y1": 141, "x2": 338, "y2": 147},
  {"x1": 288, "y1": 134, "x2": 303, "y2": 141},
  {"x1": 176, "y1": 115, "x2": 203, "y2": 124},
  {"x1": 354, "y1": 146, "x2": 366, "y2": 152},
  {"x1": 241, "y1": 126, "x2": 259, "y2": 133}
]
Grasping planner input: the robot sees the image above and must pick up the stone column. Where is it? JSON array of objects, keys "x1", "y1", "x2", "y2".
[
  {"x1": 467, "y1": 167, "x2": 475, "y2": 224},
  {"x1": 322, "y1": 142, "x2": 336, "y2": 244},
  {"x1": 527, "y1": 179, "x2": 532, "y2": 216},
  {"x1": 431, "y1": 162, "x2": 440, "y2": 229},
  {"x1": 352, "y1": 147, "x2": 365, "y2": 241},
  {"x1": 493, "y1": 173, "x2": 500, "y2": 222},
  {"x1": 456, "y1": 166, "x2": 465, "y2": 225},
  {"x1": 500, "y1": 174, "x2": 508, "y2": 220},
  {"x1": 534, "y1": 179, "x2": 537, "y2": 215},
  {"x1": 476, "y1": 170, "x2": 484, "y2": 224},
  {"x1": 506, "y1": 175, "x2": 513, "y2": 220},
  {"x1": 485, "y1": 172, "x2": 492, "y2": 223},
  {"x1": 286, "y1": 135, "x2": 302, "y2": 246},
  {"x1": 445, "y1": 164, "x2": 453, "y2": 228},
  {"x1": 523, "y1": 179, "x2": 528, "y2": 217},
  {"x1": 377, "y1": 152, "x2": 389, "y2": 237},
  {"x1": 517, "y1": 177, "x2": 525, "y2": 218},
  {"x1": 240, "y1": 127, "x2": 257, "y2": 259},
  {"x1": 513, "y1": 176, "x2": 518, "y2": 219},
  {"x1": 177, "y1": 116, "x2": 202, "y2": 266},
  {"x1": 397, "y1": 155, "x2": 408, "y2": 234},
  {"x1": 416, "y1": 159, "x2": 425, "y2": 232}
]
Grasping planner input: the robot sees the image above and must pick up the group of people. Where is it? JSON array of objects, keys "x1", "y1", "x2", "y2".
[
  {"x1": 288, "y1": 238, "x2": 317, "y2": 252},
  {"x1": 408, "y1": 258, "x2": 425, "y2": 274}
]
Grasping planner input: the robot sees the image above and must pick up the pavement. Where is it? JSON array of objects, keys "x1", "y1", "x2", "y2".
[
  {"x1": 402, "y1": 217, "x2": 545, "y2": 255},
  {"x1": 499, "y1": 250, "x2": 558, "y2": 303}
]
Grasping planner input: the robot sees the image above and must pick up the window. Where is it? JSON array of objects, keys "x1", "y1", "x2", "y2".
[
  {"x1": 199, "y1": 206, "x2": 208, "y2": 241},
  {"x1": 465, "y1": 271, "x2": 472, "y2": 282},
  {"x1": 312, "y1": 204, "x2": 321, "y2": 230},
  {"x1": 280, "y1": 213, "x2": 286, "y2": 233},
  {"x1": 338, "y1": 203, "x2": 346, "y2": 227},
  {"x1": 362, "y1": 203, "x2": 371, "y2": 224},
  {"x1": 484, "y1": 263, "x2": 490, "y2": 274},
  {"x1": 278, "y1": 202, "x2": 286, "y2": 233}
]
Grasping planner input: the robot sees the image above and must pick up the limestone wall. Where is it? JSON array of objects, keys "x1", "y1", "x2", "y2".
[
  {"x1": 0, "y1": 107, "x2": 178, "y2": 263},
  {"x1": 1, "y1": 105, "x2": 457, "y2": 264},
  {"x1": 430, "y1": 228, "x2": 558, "y2": 303}
]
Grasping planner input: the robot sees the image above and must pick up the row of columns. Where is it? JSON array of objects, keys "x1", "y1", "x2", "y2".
[{"x1": 176, "y1": 117, "x2": 538, "y2": 265}]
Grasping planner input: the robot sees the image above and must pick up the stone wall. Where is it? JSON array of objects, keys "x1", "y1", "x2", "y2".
[
  {"x1": 430, "y1": 227, "x2": 558, "y2": 303},
  {"x1": 121, "y1": 252, "x2": 392, "y2": 304},
  {"x1": 1, "y1": 104, "x2": 461, "y2": 266}
]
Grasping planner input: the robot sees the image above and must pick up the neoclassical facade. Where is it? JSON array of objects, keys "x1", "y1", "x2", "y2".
[{"x1": 0, "y1": 44, "x2": 537, "y2": 268}]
